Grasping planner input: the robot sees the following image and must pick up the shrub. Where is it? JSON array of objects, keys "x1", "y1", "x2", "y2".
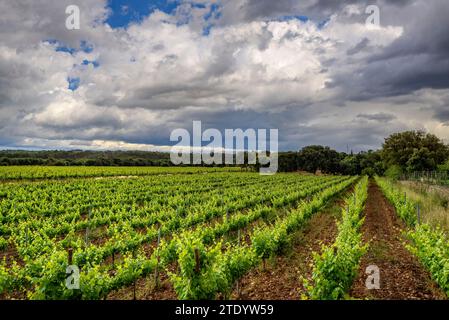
[
  {"x1": 385, "y1": 165, "x2": 403, "y2": 181},
  {"x1": 361, "y1": 167, "x2": 375, "y2": 177}
]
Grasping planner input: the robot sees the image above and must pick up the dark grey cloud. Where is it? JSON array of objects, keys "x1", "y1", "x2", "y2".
[
  {"x1": 356, "y1": 113, "x2": 396, "y2": 123},
  {"x1": 432, "y1": 94, "x2": 449, "y2": 124},
  {"x1": 303, "y1": 0, "x2": 414, "y2": 20},
  {"x1": 1, "y1": 0, "x2": 449, "y2": 151},
  {"x1": 346, "y1": 38, "x2": 369, "y2": 55},
  {"x1": 345, "y1": 0, "x2": 449, "y2": 100},
  {"x1": 219, "y1": 0, "x2": 449, "y2": 102},
  {"x1": 219, "y1": 0, "x2": 414, "y2": 24},
  {"x1": 241, "y1": 0, "x2": 297, "y2": 21},
  {"x1": 434, "y1": 108, "x2": 449, "y2": 123}
]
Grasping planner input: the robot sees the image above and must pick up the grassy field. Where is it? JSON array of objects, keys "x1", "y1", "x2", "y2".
[{"x1": 396, "y1": 180, "x2": 449, "y2": 234}]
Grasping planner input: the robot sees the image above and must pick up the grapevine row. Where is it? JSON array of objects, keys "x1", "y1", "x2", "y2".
[
  {"x1": 305, "y1": 176, "x2": 368, "y2": 300},
  {"x1": 375, "y1": 176, "x2": 449, "y2": 297},
  {"x1": 0, "y1": 175, "x2": 346, "y2": 298}
]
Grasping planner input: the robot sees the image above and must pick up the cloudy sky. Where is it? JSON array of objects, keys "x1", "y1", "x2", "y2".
[{"x1": 1, "y1": 0, "x2": 449, "y2": 152}]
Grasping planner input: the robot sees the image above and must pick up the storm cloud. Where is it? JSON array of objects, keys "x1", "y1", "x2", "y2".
[{"x1": 0, "y1": 0, "x2": 449, "y2": 152}]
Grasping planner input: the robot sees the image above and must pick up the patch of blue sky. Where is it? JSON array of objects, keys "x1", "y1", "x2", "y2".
[
  {"x1": 202, "y1": 24, "x2": 213, "y2": 36},
  {"x1": 106, "y1": 0, "x2": 181, "y2": 28},
  {"x1": 317, "y1": 18, "x2": 330, "y2": 29},
  {"x1": 192, "y1": 3, "x2": 206, "y2": 9},
  {"x1": 204, "y1": 3, "x2": 221, "y2": 21},
  {"x1": 82, "y1": 59, "x2": 100, "y2": 68},
  {"x1": 44, "y1": 39, "x2": 94, "y2": 55},
  {"x1": 276, "y1": 15, "x2": 309, "y2": 23},
  {"x1": 106, "y1": 1, "x2": 225, "y2": 35},
  {"x1": 202, "y1": 3, "x2": 221, "y2": 35},
  {"x1": 67, "y1": 77, "x2": 80, "y2": 91},
  {"x1": 44, "y1": 39, "x2": 77, "y2": 54},
  {"x1": 80, "y1": 40, "x2": 94, "y2": 53}
]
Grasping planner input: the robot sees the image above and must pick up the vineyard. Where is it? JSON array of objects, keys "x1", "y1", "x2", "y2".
[
  {"x1": 0, "y1": 167, "x2": 448, "y2": 300},
  {"x1": 0, "y1": 166, "x2": 242, "y2": 180}
]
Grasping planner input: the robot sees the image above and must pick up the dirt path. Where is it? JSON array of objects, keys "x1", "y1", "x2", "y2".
[
  {"x1": 229, "y1": 198, "x2": 344, "y2": 300},
  {"x1": 350, "y1": 181, "x2": 446, "y2": 300}
]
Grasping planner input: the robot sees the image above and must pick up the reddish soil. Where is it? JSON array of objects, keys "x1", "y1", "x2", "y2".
[
  {"x1": 229, "y1": 200, "x2": 342, "y2": 300},
  {"x1": 106, "y1": 184, "x2": 349, "y2": 300},
  {"x1": 350, "y1": 181, "x2": 446, "y2": 300},
  {"x1": 0, "y1": 243, "x2": 24, "y2": 268},
  {"x1": 107, "y1": 263, "x2": 178, "y2": 300}
]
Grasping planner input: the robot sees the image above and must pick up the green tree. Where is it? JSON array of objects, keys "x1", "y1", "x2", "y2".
[
  {"x1": 338, "y1": 150, "x2": 383, "y2": 176},
  {"x1": 278, "y1": 152, "x2": 299, "y2": 172},
  {"x1": 406, "y1": 147, "x2": 435, "y2": 172},
  {"x1": 340, "y1": 155, "x2": 360, "y2": 175},
  {"x1": 385, "y1": 165, "x2": 403, "y2": 181},
  {"x1": 298, "y1": 145, "x2": 342, "y2": 174},
  {"x1": 382, "y1": 130, "x2": 449, "y2": 172}
]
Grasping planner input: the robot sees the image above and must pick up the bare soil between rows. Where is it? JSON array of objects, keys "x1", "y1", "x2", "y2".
[
  {"x1": 227, "y1": 191, "x2": 349, "y2": 300},
  {"x1": 107, "y1": 182, "x2": 351, "y2": 300},
  {"x1": 229, "y1": 211, "x2": 338, "y2": 300},
  {"x1": 349, "y1": 181, "x2": 446, "y2": 300}
]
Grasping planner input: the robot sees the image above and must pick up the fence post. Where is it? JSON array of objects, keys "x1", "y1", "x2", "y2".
[
  {"x1": 416, "y1": 204, "x2": 421, "y2": 224},
  {"x1": 133, "y1": 249, "x2": 137, "y2": 300},
  {"x1": 154, "y1": 228, "x2": 161, "y2": 288},
  {"x1": 25, "y1": 228, "x2": 29, "y2": 249},
  {"x1": 68, "y1": 247, "x2": 73, "y2": 265},
  {"x1": 194, "y1": 248, "x2": 200, "y2": 274},
  {"x1": 85, "y1": 208, "x2": 91, "y2": 246},
  {"x1": 237, "y1": 229, "x2": 241, "y2": 297}
]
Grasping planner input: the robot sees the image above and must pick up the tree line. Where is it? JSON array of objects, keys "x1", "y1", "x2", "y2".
[
  {"x1": 276, "y1": 130, "x2": 449, "y2": 178},
  {"x1": 1, "y1": 131, "x2": 449, "y2": 178},
  {"x1": 0, "y1": 150, "x2": 173, "y2": 167}
]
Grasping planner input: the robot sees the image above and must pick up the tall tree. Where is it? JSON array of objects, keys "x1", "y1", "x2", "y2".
[
  {"x1": 382, "y1": 130, "x2": 449, "y2": 172},
  {"x1": 298, "y1": 145, "x2": 342, "y2": 174}
]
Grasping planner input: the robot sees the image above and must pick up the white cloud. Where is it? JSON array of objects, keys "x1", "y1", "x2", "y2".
[{"x1": 0, "y1": 0, "x2": 448, "y2": 151}]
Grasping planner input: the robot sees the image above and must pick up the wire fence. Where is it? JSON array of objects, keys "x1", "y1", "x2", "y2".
[{"x1": 400, "y1": 171, "x2": 449, "y2": 186}]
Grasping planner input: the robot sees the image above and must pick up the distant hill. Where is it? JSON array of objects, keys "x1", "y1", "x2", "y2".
[{"x1": 0, "y1": 150, "x2": 172, "y2": 166}]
